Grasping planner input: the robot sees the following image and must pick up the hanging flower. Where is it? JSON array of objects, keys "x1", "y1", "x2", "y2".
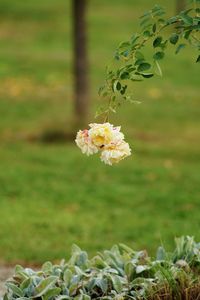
[
  {"x1": 75, "y1": 129, "x2": 98, "y2": 156},
  {"x1": 88, "y1": 123, "x2": 124, "y2": 148},
  {"x1": 100, "y1": 141, "x2": 131, "y2": 165},
  {"x1": 75, "y1": 123, "x2": 131, "y2": 165}
]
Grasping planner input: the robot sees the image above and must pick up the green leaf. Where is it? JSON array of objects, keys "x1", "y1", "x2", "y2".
[
  {"x1": 140, "y1": 10, "x2": 151, "y2": 19},
  {"x1": 196, "y1": 7, "x2": 200, "y2": 13},
  {"x1": 156, "y1": 246, "x2": 166, "y2": 261},
  {"x1": 56, "y1": 296, "x2": 70, "y2": 300},
  {"x1": 125, "y1": 262, "x2": 136, "y2": 281},
  {"x1": 76, "y1": 251, "x2": 88, "y2": 268},
  {"x1": 155, "y1": 60, "x2": 162, "y2": 76},
  {"x1": 135, "y1": 51, "x2": 144, "y2": 60},
  {"x1": 158, "y1": 18, "x2": 165, "y2": 25},
  {"x1": 69, "y1": 275, "x2": 81, "y2": 295},
  {"x1": 175, "y1": 44, "x2": 186, "y2": 54},
  {"x1": 152, "y1": 23, "x2": 157, "y2": 33},
  {"x1": 169, "y1": 33, "x2": 179, "y2": 45},
  {"x1": 153, "y1": 36, "x2": 162, "y2": 48},
  {"x1": 137, "y1": 63, "x2": 151, "y2": 72},
  {"x1": 42, "y1": 261, "x2": 53, "y2": 273},
  {"x1": 110, "y1": 275, "x2": 123, "y2": 293},
  {"x1": 191, "y1": 24, "x2": 200, "y2": 30},
  {"x1": 20, "y1": 278, "x2": 31, "y2": 290},
  {"x1": 136, "y1": 265, "x2": 149, "y2": 274},
  {"x1": 113, "y1": 81, "x2": 121, "y2": 92},
  {"x1": 33, "y1": 276, "x2": 57, "y2": 298},
  {"x1": 131, "y1": 34, "x2": 140, "y2": 45},
  {"x1": 184, "y1": 30, "x2": 192, "y2": 40},
  {"x1": 82, "y1": 295, "x2": 91, "y2": 300},
  {"x1": 43, "y1": 287, "x2": 61, "y2": 300},
  {"x1": 152, "y1": 4, "x2": 164, "y2": 13},
  {"x1": 119, "y1": 243, "x2": 134, "y2": 253},
  {"x1": 126, "y1": 66, "x2": 136, "y2": 73},
  {"x1": 116, "y1": 81, "x2": 121, "y2": 91},
  {"x1": 96, "y1": 278, "x2": 108, "y2": 293},
  {"x1": 160, "y1": 39, "x2": 168, "y2": 50},
  {"x1": 120, "y1": 72, "x2": 130, "y2": 80},
  {"x1": 63, "y1": 269, "x2": 72, "y2": 286},
  {"x1": 120, "y1": 85, "x2": 127, "y2": 95},
  {"x1": 118, "y1": 41, "x2": 130, "y2": 49},
  {"x1": 183, "y1": 8, "x2": 193, "y2": 15},
  {"x1": 14, "y1": 298, "x2": 30, "y2": 300},
  {"x1": 154, "y1": 10, "x2": 165, "y2": 17},
  {"x1": 91, "y1": 255, "x2": 107, "y2": 268},
  {"x1": 166, "y1": 16, "x2": 178, "y2": 25},
  {"x1": 140, "y1": 17, "x2": 151, "y2": 27},
  {"x1": 141, "y1": 73, "x2": 154, "y2": 78},
  {"x1": 135, "y1": 58, "x2": 145, "y2": 66},
  {"x1": 153, "y1": 51, "x2": 165, "y2": 60},
  {"x1": 15, "y1": 271, "x2": 29, "y2": 281},
  {"x1": 196, "y1": 55, "x2": 200, "y2": 63},
  {"x1": 180, "y1": 13, "x2": 193, "y2": 25},
  {"x1": 5, "y1": 283, "x2": 24, "y2": 297},
  {"x1": 131, "y1": 77, "x2": 143, "y2": 82},
  {"x1": 15, "y1": 265, "x2": 24, "y2": 274},
  {"x1": 143, "y1": 30, "x2": 151, "y2": 38}
]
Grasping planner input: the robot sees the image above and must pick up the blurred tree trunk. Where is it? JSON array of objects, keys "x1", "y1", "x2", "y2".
[
  {"x1": 176, "y1": 0, "x2": 186, "y2": 13},
  {"x1": 72, "y1": 0, "x2": 89, "y2": 128}
]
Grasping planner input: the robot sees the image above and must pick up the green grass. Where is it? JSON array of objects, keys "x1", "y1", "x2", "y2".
[{"x1": 0, "y1": 0, "x2": 199, "y2": 263}]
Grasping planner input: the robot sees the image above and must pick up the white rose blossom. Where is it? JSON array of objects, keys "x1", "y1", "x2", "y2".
[
  {"x1": 75, "y1": 129, "x2": 98, "y2": 156},
  {"x1": 75, "y1": 123, "x2": 131, "y2": 165},
  {"x1": 100, "y1": 141, "x2": 131, "y2": 165},
  {"x1": 88, "y1": 123, "x2": 124, "y2": 148}
]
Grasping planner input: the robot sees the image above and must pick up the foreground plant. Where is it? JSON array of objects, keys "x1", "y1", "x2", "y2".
[
  {"x1": 3, "y1": 236, "x2": 200, "y2": 300},
  {"x1": 75, "y1": 1, "x2": 200, "y2": 164}
]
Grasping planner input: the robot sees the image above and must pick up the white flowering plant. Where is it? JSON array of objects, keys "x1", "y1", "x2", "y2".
[
  {"x1": 75, "y1": 0, "x2": 200, "y2": 165},
  {"x1": 75, "y1": 123, "x2": 131, "y2": 165}
]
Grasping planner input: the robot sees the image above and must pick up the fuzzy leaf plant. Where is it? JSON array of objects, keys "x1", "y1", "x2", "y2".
[{"x1": 3, "y1": 236, "x2": 200, "y2": 300}]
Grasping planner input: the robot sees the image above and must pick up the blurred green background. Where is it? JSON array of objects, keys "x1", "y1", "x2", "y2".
[{"x1": 0, "y1": 0, "x2": 199, "y2": 264}]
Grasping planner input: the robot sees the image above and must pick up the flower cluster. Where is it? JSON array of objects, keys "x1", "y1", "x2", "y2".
[{"x1": 75, "y1": 123, "x2": 131, "y2": 165}]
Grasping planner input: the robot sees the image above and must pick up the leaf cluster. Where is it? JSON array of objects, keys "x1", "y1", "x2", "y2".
[
  {"x1": 97, "y1": 1, "x2": 200, "y2": 120},
  {"x1": 3, "y1": 236, "x2": 200, "y2": 300}
]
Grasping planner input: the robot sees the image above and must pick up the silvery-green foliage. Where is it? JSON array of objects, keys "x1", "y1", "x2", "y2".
[{"x1": 3, "y1": 236, "x2": 200, "y2": 300}]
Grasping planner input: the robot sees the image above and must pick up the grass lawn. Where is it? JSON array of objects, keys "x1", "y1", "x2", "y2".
[{"x1": 0, "y1": 0, "x2": 199, "y2": 263}]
